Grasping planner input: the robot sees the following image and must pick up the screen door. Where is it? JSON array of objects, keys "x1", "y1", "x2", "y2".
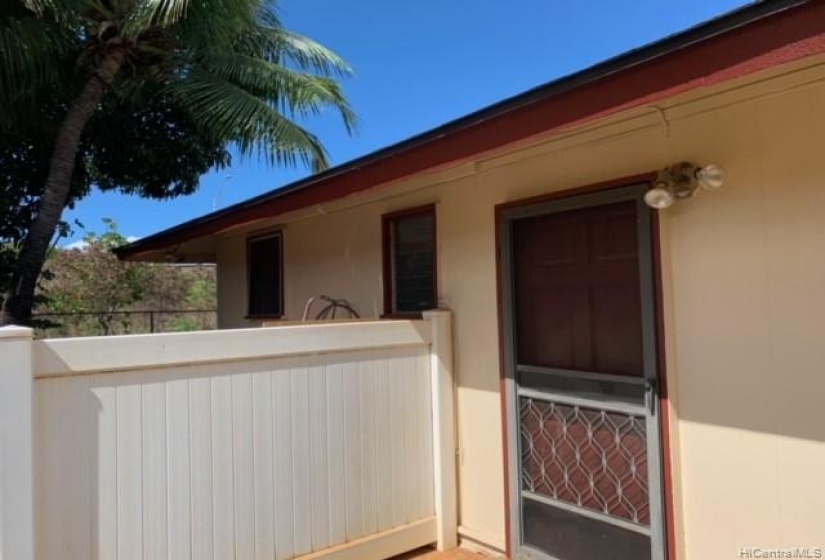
[{"x1": 500, "y1": 184, "x2": 666, "y2": 560}]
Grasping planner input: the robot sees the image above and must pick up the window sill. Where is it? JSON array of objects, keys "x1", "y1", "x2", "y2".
[{"x1": 246, "y1": 314, "x2": 284, "y2": 320}]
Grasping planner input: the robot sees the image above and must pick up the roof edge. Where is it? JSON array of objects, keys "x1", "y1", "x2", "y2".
[{"x1": 116, "y1": 0, "x2": 812, "y2": 259}]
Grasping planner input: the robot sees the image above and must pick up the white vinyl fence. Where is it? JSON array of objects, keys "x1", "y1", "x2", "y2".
[{"x1": 0, "y1": 312, "x2": 457, "y2": 560}]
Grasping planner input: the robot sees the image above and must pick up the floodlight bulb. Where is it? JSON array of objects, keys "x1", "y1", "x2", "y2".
[
  {"x1": 696, "y1": 164, "x2": 725, "y2": 190},
  {"x1": 644, "y1": 187, "x2": 675, "y2": 209}
]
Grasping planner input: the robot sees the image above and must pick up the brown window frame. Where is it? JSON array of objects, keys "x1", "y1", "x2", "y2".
[
  {"x1": 246, "y1": 230, "x2": 285, "y2": 319},
  {"x1": 381, "y1": 204, "x2": 438, "y2": 318}
]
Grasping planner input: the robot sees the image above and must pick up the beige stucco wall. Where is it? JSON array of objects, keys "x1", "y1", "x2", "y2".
[{"x1": 215, "y1": 57, "x2": 825, "y2": 558}]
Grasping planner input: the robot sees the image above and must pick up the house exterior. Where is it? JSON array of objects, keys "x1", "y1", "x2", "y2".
[{"x1": 119, "y1": 2, "x2": 825, "y2": 559}]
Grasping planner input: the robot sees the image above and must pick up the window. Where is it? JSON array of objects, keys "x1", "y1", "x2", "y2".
[
  {"x1": 382, "y1": 205, "x2": 437, "y2": 315},
  {"x1": 247, "y1": 231, "x2": 284, "y2": 317}
]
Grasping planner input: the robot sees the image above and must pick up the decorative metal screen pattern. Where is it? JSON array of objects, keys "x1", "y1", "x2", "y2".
[{"x1": 520, "y1": 397, "x2": 649, "y2": 526}]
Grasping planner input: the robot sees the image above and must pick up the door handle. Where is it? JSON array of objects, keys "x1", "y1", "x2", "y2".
[{"x1": 645, "y1": 378, "x2": 658, "y2": 415}]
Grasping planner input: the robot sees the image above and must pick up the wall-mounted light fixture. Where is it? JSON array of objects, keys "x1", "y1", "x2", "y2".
[{"x1": 644, "y1": 162, "x2": 725, "y2": 209}]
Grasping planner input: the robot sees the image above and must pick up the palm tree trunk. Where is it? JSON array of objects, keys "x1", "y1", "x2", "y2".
[{"x1": 0, "y1": 51, "x2": 125, "y2": 326}]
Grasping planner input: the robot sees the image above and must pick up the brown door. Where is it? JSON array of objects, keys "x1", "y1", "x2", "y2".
[
  {"x1": 513, "y1": 201, "x2": 643, "y2": 377},
  {"x1": 500, "y1": 185, "x2": 665, "y2": 560}
]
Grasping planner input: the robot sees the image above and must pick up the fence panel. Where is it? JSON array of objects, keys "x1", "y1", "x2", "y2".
[{"x1": 25, "y1": 318, "x2": 451, "y2": 560}]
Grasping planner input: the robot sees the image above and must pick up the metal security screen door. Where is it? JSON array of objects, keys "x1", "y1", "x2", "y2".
[{"x1": 500, "y1": 184, "x2": 666, "y2": 560}]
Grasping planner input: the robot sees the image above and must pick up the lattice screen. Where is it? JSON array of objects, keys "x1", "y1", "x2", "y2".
[{"x1": 520, "y1": 398, "x2": 649, "y2": 526}]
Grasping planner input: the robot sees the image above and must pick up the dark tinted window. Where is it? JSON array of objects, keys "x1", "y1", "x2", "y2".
[
  {"x1": 385, "y1": 208, "x2": 436, "y2": 314},
  {"x1": 248, "y1": 233, "x2": 283, "y2": 317}
]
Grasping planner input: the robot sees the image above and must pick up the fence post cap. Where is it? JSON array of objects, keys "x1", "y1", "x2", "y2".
[{"x1": 0, "y1": 325, "x2": 34, "y2": 339}]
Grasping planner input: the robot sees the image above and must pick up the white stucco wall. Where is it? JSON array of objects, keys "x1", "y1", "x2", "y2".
[{"x1": 213, "y1": 57, "x2": 825, "y2": 558}]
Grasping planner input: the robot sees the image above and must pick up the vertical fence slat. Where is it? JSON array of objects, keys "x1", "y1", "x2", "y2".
[
  {"x1": 309, "y1": 361, "x2": 331, "y2": 552},
  {"x1": 419, "y1": 348, "x2": 436, "y2": 517},
  {"x1": 189, "y1": 375, "x2": 214, "y2": 560},
  {"x1": 166, "y1": 375, "x2": 191, "y2": 560},
  {"x1": 403, "y1": 352, "x2": 423, "y2": 523},
  {"x1": 77, "y1": 378, "x2": 95, "y2": 560},
  {"x1": 359, "y1": 357, "x2": 379, "y2": 536},
  {"x1": 273, "y1": 367, "x2": 295, "y2": 560},
  {"x1": 291, "y1": 366, "x2": 313, "y2": 557},
  {"x1": 343, "y1": 360, "x2": 364, "y2": 541},
  {"x1": 233, "y1": 373, "x2": 256, "y2": 560},
  {"x1": 389, "y1": 354, "x2": 408, "y2": 528},
  {"x1": 35, "y1": 380, "x2": 49, "y2": 559},
  {"x1": 375, "y1": 355, "x2": 394, "y2": 532},
  {"x1": 211, "y1": 374, "x2": 235, "y2": 559},
  {"x1": 252, "y1": 371, "x2": 276, "y2": 560},
  {"x1": 326, "y1": 362, "x2": 347, "y2": 546},
  {"x1": 142, "y1": 378, "x2": 168, "y2": 560},
  {"x1": 117, "y1": 384, "x2": 143, "y2": 560},
  {"x1": 93, "y1": 383, "x2": 118, "y2": 560}
]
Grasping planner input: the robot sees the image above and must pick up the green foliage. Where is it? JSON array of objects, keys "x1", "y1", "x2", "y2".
[
  {"x1": 84, "y1": 92, "x2": 232, "y2": 199},
  {"x1": 0, "y1": 0, "x2": 354, "y2": 323},
  {"x1": 36, "y1": 219, "x2": 217, "y2": 337},
  {"x1": 185, "y1": 276, "x2": 214, "y2": 309},
  {"x1": 170, "y1": 316, "x2": 200, "y2": 332},
  {"x1": 1, "y1": 0, "x2": 355, "y2": 169},
  {"x1": 0, "y1": 81, "x2": 230, "y2": 297}
]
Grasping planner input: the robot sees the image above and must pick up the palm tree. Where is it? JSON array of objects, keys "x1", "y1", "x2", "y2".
[{"x1": 0, "y1": 0, "x2": 355, "y2": 325}]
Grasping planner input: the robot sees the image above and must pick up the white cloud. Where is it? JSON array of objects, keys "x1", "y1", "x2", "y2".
[
  {"x1": 62, "y1": 239, "x2": 88, "y2": 250},
  {"x1": 60, "y1": 235, "x2": 140, "y2": 251}
]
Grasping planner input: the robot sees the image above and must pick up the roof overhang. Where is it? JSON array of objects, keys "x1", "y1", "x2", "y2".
[{"x1": 117, "y1": 0, "x2": 825, "y2": 261}]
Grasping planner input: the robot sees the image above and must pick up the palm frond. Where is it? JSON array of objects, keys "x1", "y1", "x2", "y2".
[
  {"x1": 241, "y1": 26, "x2": 352, "y2": 77},
  {"x1": 276, "y1": 30, "x2": 352, "y2": 76},
  {"x1": 122, "y1": 0, "x2": 192, "y2": 37},
  {"x1": 4, "y1": 0, "x2": 355, "y2": 171},
  {"x1": 172, "y1": 0, "x2": 261, "y2": 50},
  {"x1": 197, "y1": 52, "x2": 357, "y2": 133},
  {"x1": 167, "y1": 70, "x2": 330, "y2": 170},
  {"x1": 0, "y1": 15, "x2": 74, "y2": 104},
  {"x1": 21, "y1": 0, "x2": 67, "y2": 15},
  {"x1": 20, "y1": 0, "x2": 84, "y2": 25}
]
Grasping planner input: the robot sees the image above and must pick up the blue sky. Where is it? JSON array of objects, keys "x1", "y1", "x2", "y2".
[{"x1": 63, "y1": 0, "x2": 750, "y2": 244}]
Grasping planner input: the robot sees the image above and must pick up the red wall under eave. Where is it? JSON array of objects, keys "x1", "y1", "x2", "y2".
[{"x1": 130, "y1": 1, "x2": 825, "y2": 256}]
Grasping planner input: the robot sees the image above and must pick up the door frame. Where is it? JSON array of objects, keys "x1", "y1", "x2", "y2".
[{"x1": 495, "y1": 178, "x2": 674, "y2": 560}]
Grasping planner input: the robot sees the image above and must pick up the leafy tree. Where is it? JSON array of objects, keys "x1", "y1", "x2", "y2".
[
  {"x1": 38, "y1": 219, "x2": 153, "y2": 335},
  {"x1": 0, "y1": 91, "x2": 232, "y2": 305},
  {"x1": 37, "y1": 219, "x2": 217, "y2": 336},
  {"x1": 0, "y1": 0, "x2": 354, "y2": 325}
]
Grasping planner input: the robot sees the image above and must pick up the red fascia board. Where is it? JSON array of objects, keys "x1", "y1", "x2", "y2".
[{"x1": 119, "y1": 1, "x2": 825, "y2": 259}]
